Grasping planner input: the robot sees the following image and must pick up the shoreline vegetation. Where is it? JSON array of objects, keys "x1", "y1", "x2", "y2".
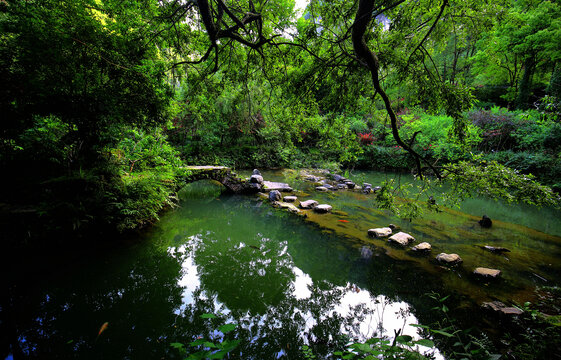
[{"x1": 2, "y1": 0, "x2": 561, "y2": 358}]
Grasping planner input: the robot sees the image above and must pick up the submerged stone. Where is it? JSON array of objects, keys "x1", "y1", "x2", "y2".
[
  {"x1": 474, "y1": 267, "x2": 501, "y2": 279},
  {"x1": 479, "y1": 215, "x2": 492, "y2": 228},
  {"x1": 368, "y1": 227, "x2": 392, "y2": 238},
  {"x1": 314, "y1": 204, "x2": 332, "y2": 213},
  {"x1": 479, "y1": 245, "x2": 511, "y2": 254},
  {"x1": 482, "y1": 301, "x2": 523, "y2": 316},
  {"x1": 436, "y1": 253, "x2": 463, "y2": 266},
  {"x1": 388, "y1": 232, "x2": 415, "y2": 246},
  {"x1": 300, "y1": 200, "x2": 319, "y2": 209}
]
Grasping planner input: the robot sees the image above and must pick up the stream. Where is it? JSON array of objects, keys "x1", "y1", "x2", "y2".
[{"x1": 3, "y1": 170, "x2": 561, "y2": 359}]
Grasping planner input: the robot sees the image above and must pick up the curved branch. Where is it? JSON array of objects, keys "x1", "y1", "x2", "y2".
[{"x1": 352, "y1": 0, "x2": 441, "y2": 180}]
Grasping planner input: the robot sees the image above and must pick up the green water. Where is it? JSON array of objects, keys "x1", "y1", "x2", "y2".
[{"x1": 3, "y1": 171, "x2": 561, "y2": 359}]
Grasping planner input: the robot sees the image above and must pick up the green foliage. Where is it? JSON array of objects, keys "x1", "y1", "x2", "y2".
[
  {"x1": 106, "y1": 127, "x2": 188, "y2": 231},
  {"x1": 332, "y1": 336, "x2": 432, "y2": 360},
  {"x1": 443, "y1": 160, "x2": 561, "y2": 207},
  {"x1": 171, "y1": 314, "x2": 240, "y2": 360},
  {"x1": 422, "y1": 293, "x2": 501, "y2": 360}
]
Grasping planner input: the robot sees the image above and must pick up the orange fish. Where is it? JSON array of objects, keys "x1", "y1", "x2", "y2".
[
  {"x1": 338, "y1": 220, "x2": 349, "y2": 223},
  {"x1": 98, "y1": 322, "x2": 109, "y2": 337}
]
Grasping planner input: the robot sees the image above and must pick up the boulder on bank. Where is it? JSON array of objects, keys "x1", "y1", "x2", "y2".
[
  {"x1": 337, "y1": 184, "x2": 348, "y2": 190},
  {"x1": 252, "y1": 169, "x2": 261, "y2": 175},
  {"x1": 250, "y1": 174, "x2": 264, "y2": 184},
  {"x1": 436, "y1": 253, "x2": 463, "y2": 266},
  {"x1": 388, "y1": 232, "x2": 415, "y2": 246},
  {"x1": 479, "y1": 215, "x2": 492, "y2": 228},
  {"x1": 474, "y1": 267, "x2": 501, "y2": 279},
  {"x1": 345, "y1": 181, "x2": 356, "y2": 189},
  {"x1": 368, "y1": 227, "x2": 393, "y2": 238},
  {"x1": 263, "y1": 181, "x2": 293, "y2": 192},
  {"x1": 314, "y1": 204, "x2": 332, "y2": 213},
  {"x1": 316, "y1": 186, "x2": 329, "y2": 192},
  {"x1": 269, "y1": 190, "x2": 282, "y2": 202},
  {"x1": 300, "y1": 200, "x2": 319, "y2": 209},
  {"x1": 412, "y1": 242, "x2": 432, "y2": 252}
]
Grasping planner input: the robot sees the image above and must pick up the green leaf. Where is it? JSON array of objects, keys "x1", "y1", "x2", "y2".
[
  {"x1": 203, "y1": 341, "x2": 218, "y2": 348},
  {"x1": 189, "y1": 339, "x2": 206, "y2": 346},
  {"x1": 209, "y1": 350, "x2": 229, "y2": 359},
  {"x1": 414, "y1": 339, "x2": 435, "y2": 347},
  {"x1": 395, "y1": 335, "x2": 413, "y2": 344},
  {"x1": 431, "y1": 329, "x2": 454, "y2": 337},
  {"x1": 410, "y1": 324, "x2": 430, "y2": 329},
  {"x1": 170, "y1": 342, "x2": 185, "y2": 350},
  {"x1": 219, "y1": 323, "x2": 237, "y2": 334},
  {"x1": 200, "y1": 313, "x2": 217, "y2": 319}
]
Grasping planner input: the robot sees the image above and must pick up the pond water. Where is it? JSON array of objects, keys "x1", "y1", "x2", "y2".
[{"x1": 3, "y1": 170, "x2": 561, "y2": 359}]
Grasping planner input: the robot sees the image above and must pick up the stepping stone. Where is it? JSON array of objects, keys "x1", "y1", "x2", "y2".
[
  {"x1": 474, "y1": 267, "x2": 501, "y2": 279},
  {"x1": 274, "y1": 202, "x2": 300, "y2": 214},
  {"x1": 412, "y1": 242, "x2": 432, "y2": 252},
  {"x1": 368, "y1": 227, "x2": 392, "y2": 238},
  {"x1": 316, "y1": 186, "x2": 328, "y2": 192},
  {"x1": 268, "y1": 190, "x2": 282, "y2": 202},
  {"x1": 313, "y1": 204, "x2": 332, "y2": 213},
  {"x1": 300, "y1": 200, "x2": 319, "y2": 209},
  {"x1": 388, "y1": 232, "x2": 415, "y2": 246},
  {"x1": 283, "y1": 196, "x2": 297, "y2": 202},
  {"x1": 337, "y1": 184, "x2": 348, "y2": 190},
  {"x1": 436, "y1": 253, "x2": 463, "y2": 266}
]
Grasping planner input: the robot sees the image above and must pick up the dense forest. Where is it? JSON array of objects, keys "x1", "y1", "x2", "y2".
[
  {"x1": 1, "y1": 0, "x2": 561, "y2": 359},
  {"x1": 1, "y1": 0, "x2": 560, "y2": 236}
]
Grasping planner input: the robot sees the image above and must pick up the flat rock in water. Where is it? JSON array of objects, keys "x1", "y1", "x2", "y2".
[
  {"x1": 274, "y1": 201, "x2": 300, "y2": 214},
  {"x1": 482, "y1": 301, "x2": 523, "y2": 316},
  {"x1": 368, "y1": 227, "x2": 393, "y2": 238},
  {"x1": 412, "y1": 242, "x2": 432, "y2": 252},
  {"x1": 283, "y1": 196, "x2": 297, "y2": 202},
  {"x1": 388, "y1": 232, "x2": 415, "y2": 246},
  {"x1": 436, "y1": 253, "x2": 463, "y2": 266},
  {"x1": 300, "y1": 200, "x2": 319, "y2": 209},
  {"x1": 316, "y1": 186, "x2": 328, "y2": 192},
  {"x1": 314, "y1": 204, "x2": 332, "y2": 213},
  {"x1": 263, "y1": 181, "x2": 293, "y2": 192},
  {"x1": 474, "y1": 267, "x2": 501, "y2": 278}
]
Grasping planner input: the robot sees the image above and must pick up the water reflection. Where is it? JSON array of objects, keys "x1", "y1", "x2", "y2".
[{"x1": 166, "y1": 224, "x2": 441, "y2": 359}]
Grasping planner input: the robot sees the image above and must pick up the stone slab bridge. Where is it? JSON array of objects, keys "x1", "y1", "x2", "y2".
[{"x1": 183, "y1": 166, "x2": 292, "y2": 194}]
